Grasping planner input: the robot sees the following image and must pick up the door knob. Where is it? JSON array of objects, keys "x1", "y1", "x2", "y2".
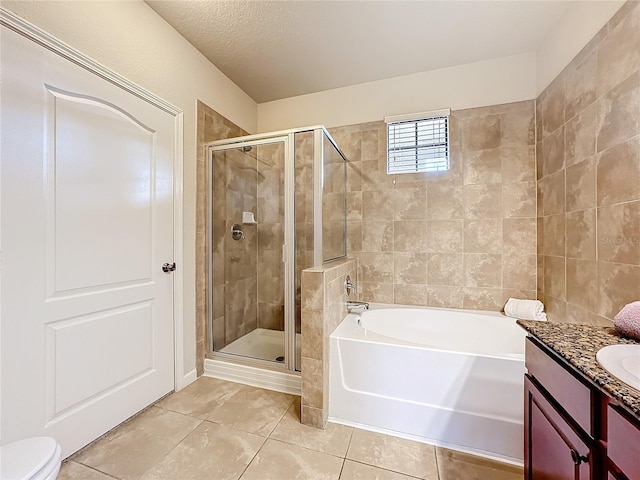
[{"x1": 162, "y1": 262, "x2": 176, "y2": 273}]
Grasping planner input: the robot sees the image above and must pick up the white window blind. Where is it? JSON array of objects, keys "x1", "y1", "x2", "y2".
[{"x1": 386, "y1": 113, "x2": 449, "y2": 174}]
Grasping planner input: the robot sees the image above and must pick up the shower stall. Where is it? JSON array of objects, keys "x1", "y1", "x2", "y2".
[{"x1": 206, "y1": 126, "x2": 347, "y2": 374}]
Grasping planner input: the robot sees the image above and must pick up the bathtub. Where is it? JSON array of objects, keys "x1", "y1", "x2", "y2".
[{"x1": 329, "y1": 304, "x2": 526, "y2": 465}]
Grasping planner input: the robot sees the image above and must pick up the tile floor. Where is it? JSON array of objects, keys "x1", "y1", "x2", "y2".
[{"x1": 59, "y1": 377, "x2": 523, "y2": 480}]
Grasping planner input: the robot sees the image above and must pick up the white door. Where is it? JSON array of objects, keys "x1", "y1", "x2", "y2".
[{"x1": 1, "y1": 25, "x2": 176, "y2": 456}]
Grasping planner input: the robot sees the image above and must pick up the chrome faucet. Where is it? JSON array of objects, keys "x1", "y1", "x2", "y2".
[
  {"x1": 344, "y1": 274, "x2": 368, "y2": 318},
  {"x1": 344, "y1": 275, "x2": 357, "y2": 296}
]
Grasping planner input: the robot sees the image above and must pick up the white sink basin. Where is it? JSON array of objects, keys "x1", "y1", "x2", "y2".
[{"x1": 596, "y1": 344, "x2": 640, "y2": 392}]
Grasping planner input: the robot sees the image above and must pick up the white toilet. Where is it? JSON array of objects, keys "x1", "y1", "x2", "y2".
[{"x1": 0, "y1": 437, "x2": 62, "y2": 480}]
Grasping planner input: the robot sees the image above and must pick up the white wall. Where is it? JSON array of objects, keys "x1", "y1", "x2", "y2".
[
  {"x1": 2, "y1": 0, "x2": 258, "y2": 385},
  {"x1": 257, "y1": 1, "x2": 625, "y2": 132},
  {"x1": 536, "y1": 0, "x2": 624, "y2": 95},
  {"x1": 257, "y1": 53, "x2": 537, "y2": 132}
]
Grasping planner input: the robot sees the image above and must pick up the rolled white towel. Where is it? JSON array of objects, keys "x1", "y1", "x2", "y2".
[{"x1": 504, "y1": 298, "x2": 547, "y2": 321}]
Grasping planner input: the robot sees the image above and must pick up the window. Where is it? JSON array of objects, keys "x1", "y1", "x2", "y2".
[{"x1": 385, "y1": 109, "x2": 450, "y2": 174}]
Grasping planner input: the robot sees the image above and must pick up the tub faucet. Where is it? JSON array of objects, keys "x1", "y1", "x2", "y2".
[
  {"x1": 344, "y1": 275, "x2": 357, "y2": 296},
  {"x1": 346, "y1": 300, "x2": 369, "y2": 313}
]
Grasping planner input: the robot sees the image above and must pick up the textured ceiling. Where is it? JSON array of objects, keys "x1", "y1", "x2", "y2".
[{"x1": 146, "y1": 0, "x2": 571, "y2": 103}]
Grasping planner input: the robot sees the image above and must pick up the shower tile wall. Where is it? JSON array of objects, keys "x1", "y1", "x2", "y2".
[
  {"x1": 537, "y1": 1, "x2": 640, "y2": 325},
  {"x1": 329, "y1": 100, "x2": 537, "y2": 311},
  {"x1": 295, "y1": 132, "x2": 315, "y2": 332},
  {"x1": 256, "y1": 142, "x2": 285, "y2": 331},
  {"x1": 300, "y1": 258, "x2": 357, "y2": 428},
  {"x1": 196, "y1": 101, "x2": 250, "y2": 374},
  {"x1": 220, "y1": 148, "x2": 259, "y2": 344}
]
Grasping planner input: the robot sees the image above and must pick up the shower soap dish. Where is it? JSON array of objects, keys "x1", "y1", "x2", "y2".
[{"x1": 242, "y1": 211, "x2": 257, "y2": 224}]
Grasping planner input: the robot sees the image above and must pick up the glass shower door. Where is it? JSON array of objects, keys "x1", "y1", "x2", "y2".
[{"x1": 209, "y1": 139, "x2": 288, "y2": 366}]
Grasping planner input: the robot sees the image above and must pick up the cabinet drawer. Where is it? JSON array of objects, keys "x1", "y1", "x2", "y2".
[
  {"x1": 607, "y1": 405, "x2": 640, "y2": 480},
  {"x1": 525, "y1": 338, "x2": 592, "y2": 433}
]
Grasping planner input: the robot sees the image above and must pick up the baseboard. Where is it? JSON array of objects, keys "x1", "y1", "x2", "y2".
[
  {"x1": 204, "y1": 359, "x2": 301, "y2": 396},
  {"x1": 177, "y1": 368, "x2": 197, "y2": 391}
]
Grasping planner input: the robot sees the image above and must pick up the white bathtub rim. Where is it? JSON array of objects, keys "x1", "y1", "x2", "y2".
[
  {"x1": 333, "y1": 312, "x2": 525, "y2": 362},
  {"x1": 364, "y1": 302, "x2": 508, "y2": 318},
  {"x1": 359, "y1": 305, "x2": 523, "y2": 356},
  {"x1": 327, "y1": 416, "x2": 524, "y2": 467}
]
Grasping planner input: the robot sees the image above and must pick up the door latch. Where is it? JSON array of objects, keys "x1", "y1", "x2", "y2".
[{"x1": 162, "y1": 262, "x2": 177, "y2": 273}]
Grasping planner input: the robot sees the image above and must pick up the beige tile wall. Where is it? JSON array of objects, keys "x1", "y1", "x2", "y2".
[
  {"x1": 217, "y1": 148, "x2": 259, "y2": 347},
  {"x1": 295, "y1": 132, "x2": 315, "y2": 332},
  {"x1": 537, "y1": 1, "x2": 640, "y2": 325},
  {"x1": 328, "y1": 101, "x2": 537, "y2": 311},
  {"x1": 196, "y1": 101, "x2": 249, "y2": 375},
  {"x1": 255, "y1": 142, "x2": 285, "y2": 332},
  {"x1": 300, "y1": 258, "x2": 357, "y2": 428}
]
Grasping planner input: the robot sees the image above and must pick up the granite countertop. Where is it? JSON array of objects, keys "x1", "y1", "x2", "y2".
[{"x1": 517, "y1": 320, "x2": 640, "y2": 419}]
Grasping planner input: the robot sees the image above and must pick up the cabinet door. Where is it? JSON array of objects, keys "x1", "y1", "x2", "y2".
[
  {"x1": 607, "y1": 405, "x2": 640, "y2": 480},
  {"x1": 525, "y1": 376, "x2": 592, "y2": 480}
]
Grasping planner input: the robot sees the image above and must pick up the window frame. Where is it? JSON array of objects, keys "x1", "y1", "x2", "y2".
[{"x1": 385, "y1": 109, "x2": 451, "y2": 175}]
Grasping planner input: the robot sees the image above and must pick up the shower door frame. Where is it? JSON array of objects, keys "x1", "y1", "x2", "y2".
[
  {"x1": 205, "y1": 125, "x2": 347, "y2": 373},
  {"x1": 206, "y1": 131, "x2": 297, "y2": 372}
]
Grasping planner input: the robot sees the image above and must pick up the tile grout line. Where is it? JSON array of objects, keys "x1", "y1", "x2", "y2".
[
  {"x1": 265, "y1": 436, "x2": 349, "y2": 460},
  {"x1": 236, "y1": 435, "x2": 269, "y2": 480},
  {"x1": 68, "y1": 403, "x2": 164, "y2": 464},
  {"x1": 434, "y1": 447, "x2": 442, "y2": 480},
  {"x1": 135, "y1": 417, "x2": 206, "y2": 479},
  {"x1": 337, "y1": 458, "x2": 346, "y2": 479},
  {"x1": 231, "y1": 392, "x2": 297, "y2": 479},
  {"x1": 63, "y1": 460, "x2": 122, "y2": 480},
  {"x1": 266, "y1": 400, "x2": 359, "y2": 460},
  {"x1": 69, "y1": 404, "x2": 201, "y2": 477},
  {"x1": 344, "y1": 424, "x2": 355, "y2": 461},
  {"x1": 344, "y1": 459, "x2": 427, "y2": 480},
  {"x1": 265, "y1": 396, "x2": 297, "y2": 438}
]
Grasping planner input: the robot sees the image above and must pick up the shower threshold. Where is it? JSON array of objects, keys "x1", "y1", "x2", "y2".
[{"x1": 205, "y1": 328, "x2": 302, "y2": 395}]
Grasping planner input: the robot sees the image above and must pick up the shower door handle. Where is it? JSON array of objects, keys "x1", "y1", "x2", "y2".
[{"x1": 162, "y1": 262, "x2": 177, "y2": 273}]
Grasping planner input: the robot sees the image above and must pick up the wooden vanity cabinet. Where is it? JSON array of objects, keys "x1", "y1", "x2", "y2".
[
  {"x1": 524, "y1": 337, "x2": 640, "y2": 480},
  {"x1": 525, "y1": 376, "x2": 592, "y2": 479}
]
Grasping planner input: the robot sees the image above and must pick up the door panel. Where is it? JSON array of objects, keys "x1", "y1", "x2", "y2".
[
  {"x1": 49, "y1": 301, "x2": 154, "y2": 415},
  {"x1": 49, "y1": 86, "x2": 155, "y2": 292},
  {"x1": 1, "y1": 25, "x2": 175, "y2": 456}
]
